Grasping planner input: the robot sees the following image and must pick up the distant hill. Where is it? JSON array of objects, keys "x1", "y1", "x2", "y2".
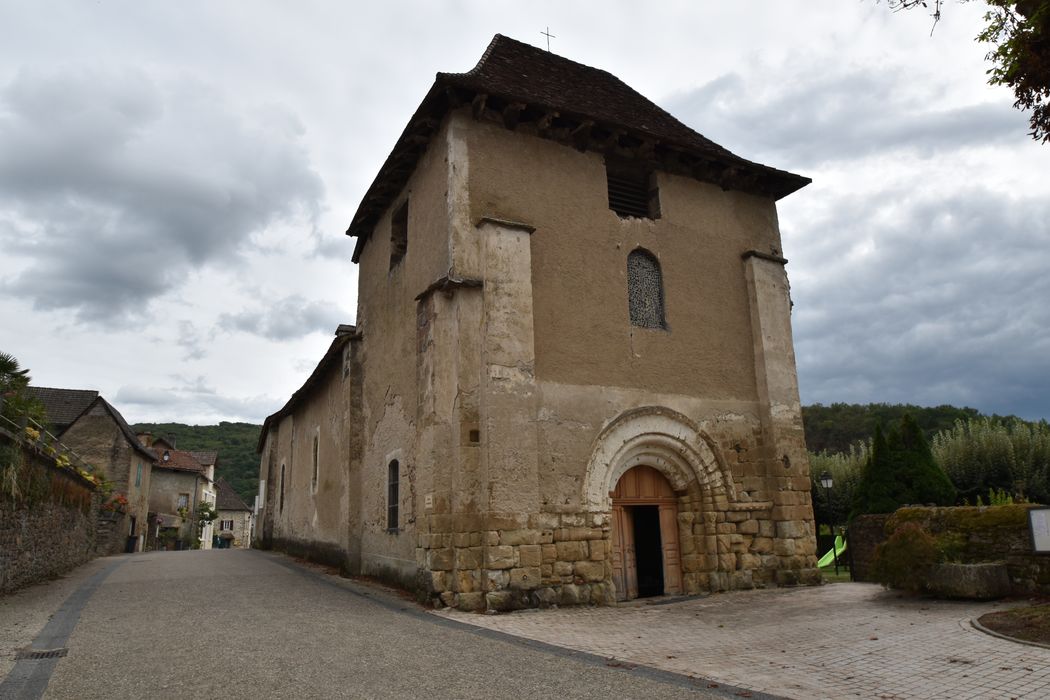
[
  {"x1": 801, "y1": 403, "x2": 983, "y2": 454},
  {"x1": 133, "y1": 421, "x2": 260, "y2": 506}
]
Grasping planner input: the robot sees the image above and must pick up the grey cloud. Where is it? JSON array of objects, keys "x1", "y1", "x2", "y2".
[
  {"x1": 115, "y1": 377, "x2": 277, "y2": 423},
  {"x1": 791, "y1": 187, "x2": 1050, "y2": 420},
  {"x1": 0, "y1": 67, "x2": 324, "y2": 324},
  {"x1": 667, "y1": 67, "x2": 1028, "y2": 168},
  {"x1": 218, "y1": 295, "x2": 347, "y2": 341},
  {"x1": 176, "y1": 321, "x2": 207, "y2": 361}
]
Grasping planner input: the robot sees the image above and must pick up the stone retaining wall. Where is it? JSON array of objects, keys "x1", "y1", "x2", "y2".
[
  {"x1": 0, "y1": 431, "x2": 102, "y2": 594},
  {"x1": 848, "y1": 514, "x2": 891, "y2": 582},
  {"x1": 850, "y1": 505, "x2": 1050, "y2": 595}
]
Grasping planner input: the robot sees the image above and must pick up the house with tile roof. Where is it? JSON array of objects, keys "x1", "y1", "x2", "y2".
[
  {"x1": 34, "y1": 389, "x2": 157, "y2": 552},
  {"x1": 257, "y1": 35, "x2": 817, "y2": 611},
  {"x1": 143, "y1": 436, "x2": 217, "y2": 550},
  {"x1": 214, "y1": 477, "x2": 253, "y2": 548}
]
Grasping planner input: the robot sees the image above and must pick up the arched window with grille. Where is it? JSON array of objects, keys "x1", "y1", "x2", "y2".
[{"x1": 627, "y1": 248, "x2": 666, "y2": 329}]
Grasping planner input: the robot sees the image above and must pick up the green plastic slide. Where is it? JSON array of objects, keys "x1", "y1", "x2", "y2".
[{"x1": 818, "y1": 534, "x2": 847, "y2": 568}]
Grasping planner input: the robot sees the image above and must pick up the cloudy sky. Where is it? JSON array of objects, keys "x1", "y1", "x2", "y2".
[{"x1": 1, "y1": 1, "x2": 1046, "y2": 424}]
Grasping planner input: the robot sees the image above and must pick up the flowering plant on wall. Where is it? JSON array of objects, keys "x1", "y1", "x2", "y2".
[
  {"x1": 24, "y1": 426, "x2": 40, "y2": 442},
  {"x1": 102, "y1": 492, "x2": 129, "y2": 513}
]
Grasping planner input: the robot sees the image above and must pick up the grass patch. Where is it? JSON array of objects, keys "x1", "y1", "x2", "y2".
[
  {"x1": 820, "y1": 567, "x2": 852, "y2": 583},
  {"x1": 979, "y1": 603, "x2": 1050, "y2": 645}
]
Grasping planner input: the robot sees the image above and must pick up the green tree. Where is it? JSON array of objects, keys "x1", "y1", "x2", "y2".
[
  {"x1": 0, "y1": 352, "x2": 46, "y2": 426},
  {"x1": 932, "y1": 416, "x2": 1050, "y2": 502},
  {"x1": 850, "y1": 415, "x2": 956, "y2": 518},
  {"x1": 886, "y1": 0, "x2": 1050, "y2": 143}
]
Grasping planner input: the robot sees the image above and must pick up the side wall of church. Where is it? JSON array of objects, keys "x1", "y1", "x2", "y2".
[
  {"x1": 351, "y1": 119, "x2": 457, "y2": 588},
  {"x1": 258, "y1": 356, "x2": 352, "y2": 569}
]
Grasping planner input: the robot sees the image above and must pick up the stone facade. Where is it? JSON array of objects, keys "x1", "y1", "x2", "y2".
[
  {"x1": 58, "y1": 397, "x2": 154, "y2": 550},
  {"x1": 146, "y1": 447, "x2": 216, "y2": 550},
  {"x1": 257, "y1": 35, "x2": 818, "y2": 610}
]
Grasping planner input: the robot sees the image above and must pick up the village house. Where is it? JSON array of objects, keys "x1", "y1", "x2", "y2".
[
  {"x1": 214, "y1": 477, "x2": 254, "y2": 548},
  {"x1": 142, "y1": 435, "x2": 216, "y2": 550},
  {"x1": 257, "y1": 35, "x2": 817, "y2": 611},
  {"x1": 30, "y1": 387, "x2": 155, "y2": 552}
]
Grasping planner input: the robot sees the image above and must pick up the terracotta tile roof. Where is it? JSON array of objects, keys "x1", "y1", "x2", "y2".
[
  {"x1": 151, "y1": 447, "x2": 207, "y2": 475},
  {"x1": 347, "y1": 34, "x2": 809, "y2": 261},
  {"x1": 215, "y1": 477, "x2": 251, "y2": 512},
  {"x1": 189, "y1": 450, "x2": 218, "y2": 467},
  {"x1": 27, "y1": 387, "x2": 99, "y2": 432}
]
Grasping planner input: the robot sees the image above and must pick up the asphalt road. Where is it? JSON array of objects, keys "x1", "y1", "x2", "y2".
[{"x1": 0, "y1": 550, "x2": 751, "y2": 700}]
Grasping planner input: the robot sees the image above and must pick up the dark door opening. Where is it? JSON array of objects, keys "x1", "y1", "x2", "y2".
[{"x1": 632, "y1": 505, "x2": 664, "y2": 598}]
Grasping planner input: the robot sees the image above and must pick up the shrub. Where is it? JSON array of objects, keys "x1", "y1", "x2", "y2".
[{"x1": 872, "y1": 521, "x2": 940, "y2": 593}]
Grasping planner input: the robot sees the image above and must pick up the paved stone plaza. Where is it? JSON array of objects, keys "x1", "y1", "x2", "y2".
[{"x1": 435, "y1": 582, "x2": 1050, "y2": 699}]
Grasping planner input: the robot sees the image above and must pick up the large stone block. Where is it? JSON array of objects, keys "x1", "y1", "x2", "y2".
[
  {"x1": 554, "y1": 561, "x2": 573, "y2": 577},
  {"x1": 773, "y1": 539, "x2": 796, "y2": 556},
  {"x1": 556, "y1": 540, "x2": 586, "y2": 561},
  {"x1": 510, "y1": 566, "x2": 541, "y2": 589},
  {"x1": 501, "y1": 529, "x2": 540, "y2": 546},
  {"x1": 574, "y1": 560, "x2": 605, "y2": 582},
  {"x1": 541, "y1": 544, "x2": 557, "y2": 562},
  {"x1": 456, "y1": 569, "x2": 478, "y2": 592},
  {"x1": 428, "y1": 548, "x2": 453, "y2": 571},
  {"x1": 457, "y1": 592, "x2": 484, "y2": 611},
  {"x1": 455, "y1": 547, "x2": 481, "y2": 570},
  {"x1": 486, "y1": 545, "x2": 516, "y2": 569},
  {"x1": 485, "y1": 568, "x2": 508, "y2": 590},
  {"x1": 588, "y1": 539, "x2": 607, "y2": 561},
  {"x1": 928, "y1": 563, "x2": 1011, "y2": 600},
  {"x1": 776, "y1": 520, "x2": 807, "y2": 540},
  {"x1": 518, "y1": 544, "x2": 542, "y2": 567},
  {"x1": 750, "y1": 537, "x2": 774, "y2": 554},
  {"x1": 738, "y1": 519, "x2": 759, "y2": 535}
]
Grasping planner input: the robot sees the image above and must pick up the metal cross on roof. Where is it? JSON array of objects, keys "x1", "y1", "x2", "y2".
[{"x1": 541, "y1": 26, "x2": 555, "y2": 52}]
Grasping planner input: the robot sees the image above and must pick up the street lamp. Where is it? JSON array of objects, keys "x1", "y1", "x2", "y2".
[{"x1": 818, "y1": 471, "x2": 839, "y2": 574}]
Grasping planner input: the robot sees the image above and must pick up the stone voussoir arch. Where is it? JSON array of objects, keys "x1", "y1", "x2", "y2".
[{"x1": 583, "y1": 405, "x2": 736, "y2": 512}]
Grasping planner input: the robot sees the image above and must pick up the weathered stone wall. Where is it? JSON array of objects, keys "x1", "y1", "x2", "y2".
[
  {"x1": 852, "y1": 506, "x2": 1050, "y2": 595},
  {"x1": 259, "y1": 348, "x2": 352, "y2": 571},
  {"x1": 847, "y1": 514, "x2": 891, "y2": 582},
  {"x1": 60, "y1": 402, "x2": 152, "y2": 542},
  {"x1": 0, "y1": 432, "x2": 100, "y2": 594},
  {"x1": 96, "y1": 511, "x2": 131, "y2": 555}
]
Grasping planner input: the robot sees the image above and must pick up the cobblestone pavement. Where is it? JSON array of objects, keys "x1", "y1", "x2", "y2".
[{"x1": 434, "y1": 582, "x2": 1050, "y2": 699}]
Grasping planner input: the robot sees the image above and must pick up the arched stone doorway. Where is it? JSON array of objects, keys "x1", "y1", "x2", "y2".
[{"x1": 610, "y1": 465, "x2": 683, "y2": 601}]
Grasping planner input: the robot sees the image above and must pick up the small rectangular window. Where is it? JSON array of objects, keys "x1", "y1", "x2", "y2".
[
  {"x1": 177, "y1": 493, "x2": 189, "y2": 510},
  {"x1": 387, "y1": 460, "x2": 400, "y2": 531},
  {"x1": 135, "y1": 462, "x2": 142, "y2": 487},
  {"x1": 312, "y1": 432, "x2": 320, "y2": 492},
  {"x1": 389, "y1": 200, "x2": 408, "y2": 269},
  {"x1": 607, "y1": 164, "x2": 659, "y2": 219}
]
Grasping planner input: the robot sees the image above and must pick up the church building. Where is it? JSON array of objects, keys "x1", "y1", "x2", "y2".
[{"x1": 256, "y1": 35, "x2": 818, "y2": 611}]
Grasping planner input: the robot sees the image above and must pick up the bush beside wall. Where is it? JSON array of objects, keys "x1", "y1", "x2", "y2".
[{"x1": 855, "y1": 504, "x2": 1050, "y2": 596}]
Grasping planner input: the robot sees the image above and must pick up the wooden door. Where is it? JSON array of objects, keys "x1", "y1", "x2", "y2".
[
  {"x1": 658, "y1": 504, "x2": 683, "y2": 595},
  {"x1": 611, "y1": 505, "x2": 638, "y2": 601},
  {"x1": 612, "y1": 465, "x2": 682, "y2": 600}
]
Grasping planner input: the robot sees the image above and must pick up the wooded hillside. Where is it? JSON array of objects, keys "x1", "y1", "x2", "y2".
[
  {"x1": 801, "y1": 403, "x2": 983, "y2": 454},
  {"x1": 133, "y1": 422, "x2": 260, "y2": 505}
]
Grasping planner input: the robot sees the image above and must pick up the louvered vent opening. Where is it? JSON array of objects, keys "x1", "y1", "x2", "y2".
[{"x1": 607, "y1": 167, "x2": 658, "y2": 219}]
